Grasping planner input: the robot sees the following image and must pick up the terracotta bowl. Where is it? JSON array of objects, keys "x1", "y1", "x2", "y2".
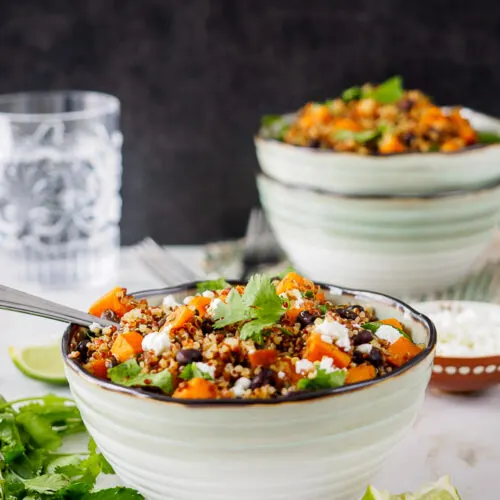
[
  {"x1": 431, "y1": 354, "x2": 500, "y2": 392},
  {"x1": 416, "y1": 300, "x2": 500, "y2": 393}
]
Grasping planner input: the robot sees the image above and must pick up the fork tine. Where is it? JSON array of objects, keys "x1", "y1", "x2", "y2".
[{"x1": 136, "y1": 238, "x2": 202, "y2": 285}]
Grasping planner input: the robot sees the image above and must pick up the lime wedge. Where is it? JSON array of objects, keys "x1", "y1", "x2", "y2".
[
  {"x1": 9, "y1": 343, "x2": 67, "y2": 385},
  {"x1": 362, "y1": 477, "x2": 460, "y2": 500}
]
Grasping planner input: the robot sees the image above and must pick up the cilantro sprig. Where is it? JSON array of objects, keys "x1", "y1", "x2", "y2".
[
  {"x1": 213, "y1": 274, "x2": 287, "y2": 343},
  {"x1": 0, "y1": 394, "x2": 144, "y2": 499},
  {"x1": 180, "y1": 363, "x2": 214, "y2": 381},
  {"x1": 196, "y1": 278, "x2": 231, "y2": 293},
  {"x1": 108, "y1": 359, "x2": 173, "y2": 395},
  {"x1": 341, "y1": 76, "x2": 404, "y2": 105},
  {"x1": 297, "y1": 367, "x2": 346, "y2": 391}
]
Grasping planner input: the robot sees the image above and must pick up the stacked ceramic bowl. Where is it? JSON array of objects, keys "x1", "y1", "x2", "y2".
[{"x1": 255, "y1": 108, "x2": 500, "y2": 298}]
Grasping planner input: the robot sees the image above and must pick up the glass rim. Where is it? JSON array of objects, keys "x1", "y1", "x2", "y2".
[{"x1": 0, "y1": 90, "x2": 120, "y2": 122}]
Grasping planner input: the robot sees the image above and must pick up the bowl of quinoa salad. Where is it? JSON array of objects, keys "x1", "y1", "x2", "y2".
[
  {"x1": 62, "y1": 273, "x2": 436, "y2": 500},
  {"x1": 255, "y1": 76, "x2": 500, "y2": 195}
]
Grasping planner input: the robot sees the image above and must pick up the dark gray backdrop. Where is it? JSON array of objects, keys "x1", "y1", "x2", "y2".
[{"x1": 0, "y1": 0, "x2": 499, "y2": 244}]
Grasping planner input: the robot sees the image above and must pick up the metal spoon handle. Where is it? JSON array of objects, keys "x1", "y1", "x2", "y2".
[{"x1": 0, "y1": 284, "x2": 118, "y2": 328}]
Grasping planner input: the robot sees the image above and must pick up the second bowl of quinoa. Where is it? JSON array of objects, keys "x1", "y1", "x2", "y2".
[{"x1": 255, "y1": 76, "x2": 500, "y2": 195}]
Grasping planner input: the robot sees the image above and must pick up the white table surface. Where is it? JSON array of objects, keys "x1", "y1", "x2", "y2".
[{"x1": 0, "y1": 246, "x2": 498, "y2": 499}]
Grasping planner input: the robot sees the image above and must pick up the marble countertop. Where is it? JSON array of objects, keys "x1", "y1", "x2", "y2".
[{"x1": 0, "y1": 246, "x2": 497, "y2": 498}]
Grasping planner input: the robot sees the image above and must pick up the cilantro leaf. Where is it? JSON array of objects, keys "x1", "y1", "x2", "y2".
[
  {"x1": 297, "y1": 368, "x2": 346, "y2": 391},
  {"x1": 259, "y1": 114, "x2": 290, "y2": 141},
  {"x1": 277, "y1": 266, "x2": 296, "y2": 279},
  {"x1": 240, "y1": 318, "x2": 273, "y2": 344},
  {"x1": 213, "y1": 289, "x2": 248, "y2": 328},
  {"x1": 334, "y1": 129, "x2": 380, "y2": 144},
  {"x1": 108, "y1": 359, "x2": 173, "y2": 395},
  {"x1": 213, "y1": 274, "x2": 287, "y2": 343},
  {"x1": 367, "y1": 76, "x2": 404, "y2": 104},
  {"x1": 196, "y1": 278, "x2": 231, "y2": 293},
  {"x1": 15, "y1": 412, "x2": 62, "y2": 451},
  {"x1": 0, "y1": 413, "x2": 25, "y2": 463},
  {"x1": 180, "y1": 363, "x2": 214, "y2": 381},
  {"x1": 83, "y1": 487, "x2": 145, "y2": 499},
  {"x1": 23, "y1": 472, "x2": 71, "y2": 493},
  {"x1": 342, "y1": 85, "x2": 362, "y2": 102},
  {"x1": 477, "y1": 130, "x2": 500, "y2": 144}
]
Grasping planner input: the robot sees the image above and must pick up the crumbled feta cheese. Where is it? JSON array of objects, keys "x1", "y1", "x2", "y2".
[
  {"x1": 278, "y1": 371, "x2": 286, "y2": 379},
  {"x1": 318, "y1": 356, "x2": 336, "y2": 374},
  {"x1": 162, "y1": 295, "x2": 180, "y2": 309},
  {"x1": 314, "y1": 318, "x2": 351, "y2": 350},
  {"x1": 288, "y1": 289, "x2": 305, "y2": 308},
  {"x1": 375, "y1": 325, "x2": 402, "y2": 345},
  {"x1": 424, "y1": 306, "x2": 500, "y2": 357},
  {"x1": 183, "y1": 295, "x2": 194, "y2": 305},
  {"x1": 356, "y1": 343, "x2": 373, "y2": 355},
  {"x1": 295, "y1": 359, "x2": 315, "y2": 374},
  {"x1": 321, "y1": 335, "x2": 333, "y2": 344},
  {"x1": 202, "y1": 290, "x2": 215, "y2": 299},
  {"x1": 207, "y1": 298, "x2": 222, "y2": 318},
  {"x1": 232, "y1": 377, "x2": 251, "y2": 397},
  {"x1": 89, "y1": 322, "x2": 102, "y2": 335},
  {"x1": 142, "y1": 332, "x2": 171, "y2": 355},
  {"x1": 195, "y1": 362, "x2": 215, "y2": 379}
]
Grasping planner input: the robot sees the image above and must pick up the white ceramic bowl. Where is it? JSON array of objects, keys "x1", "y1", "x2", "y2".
[
  {"x1": 257, "y1": 174, "x2": 500, "y2": 297},
  {"x1": 255, "y1": 108, "x2": 500, "y2": 195},
  {"x1": 63, "y1": 282, "x2": 436, "y2": 500}
]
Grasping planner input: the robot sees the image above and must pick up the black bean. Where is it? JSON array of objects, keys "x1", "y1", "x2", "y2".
[
  {"x1": 346, "y1": 304, "x2": 364, "y2": 313},
  {"x1": 398, "y1": 98, "x2": 414, "y2": 111},
  {"x1": 353, "y1": 330, "x2": 374, "y2": 346},
  {"x1": 176, "y1": 349, "x2": 203, "y2": 365},
  {"x1": 250, "y1": 368, "x2": 277, "y2": 389},
  {"x1": 400, "y1": 132, "x2": 415, "y2": 146},
  {"x1": 308, "y1": 139, "x2": 321, "y2": 149},
  {"x1": 352, "y1": 350, "x2": 365, "y2": 365},
  {"x1": 334, "y1": 307, "x2": 357, "y2": 320},
  {"x1": 101, "y1": 309, "x2": 119, "y2": 323},
  {"x1": 202, "y1": 318, "x2": 214, "y2": 333},
  {"x1": 368, "y1": 347, "x2": 384, "y2": 367},
  {"x1": 297, "y1": 310, "x2": 317, "y2": 328},
  {"x1": 77, "y1": 340, "x2": 90, "y2": 363}
]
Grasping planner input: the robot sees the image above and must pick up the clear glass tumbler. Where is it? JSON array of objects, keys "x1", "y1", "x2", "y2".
[{"x1": 0, "y1": 91, "x2": 122, "y2": 288}]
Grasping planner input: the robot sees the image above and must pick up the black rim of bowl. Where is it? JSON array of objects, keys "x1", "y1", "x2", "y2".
[{"x1": 62, "y1": 280, "x2": 437, "y2": 407}]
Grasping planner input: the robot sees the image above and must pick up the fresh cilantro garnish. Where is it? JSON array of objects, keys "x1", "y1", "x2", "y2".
[
  {"x1": 342, "y1": 85, "x2": 362, "y2": 102},
  {"x1": 363, "y1": 321, "x2": 412, "y2": 341},
  {"x1": 0, "y1": 395, "x2": 144, "y2": 499},
  {"x1": 477, "y1": 130, "x2": 500, "y2": 144},
  {"x1": 366, "y1": 76, "x2": 404, "y2": 104},
  {"x1": 318, "y1": 304, "x2": 328, "y2": 315},
  {"x1": 213, "y1": 274, "x2": 286, "y2": 343},
  {"x1": 304, "y1": 290, "x2": 314, "y2": 299},
  {"x1": 180, "y1": 363, "x2": 214, "y2": 381},
  {"x1": 108, "y1": 359, "x2": 173, "y2": 395},
  {"x1": 196, "y1": 278, "x2": 231, "y2": 293},
  {"x1": 259, "y1": 114, "x2": 290, "y2": 141},
  {"x1": 277, "y1": 265, "x2": 297, "y2": 279},
  {"x1": 297, "y1": 368, "x2": 346, "y2": 391},
  {"x1": 334, "y1": 129, "x2": 380, "y2": 144}
]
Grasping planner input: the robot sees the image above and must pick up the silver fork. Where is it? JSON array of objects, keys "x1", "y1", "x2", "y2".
[
  {"x1": 136, "y1": 238, "x2": 205, "y2": 286},
  {"x1": 0, "y1": 284, "x2": 118, "y2": 327},
  {"x1": 240, "y1": 208, "x2": 283, "y2": 279}
]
